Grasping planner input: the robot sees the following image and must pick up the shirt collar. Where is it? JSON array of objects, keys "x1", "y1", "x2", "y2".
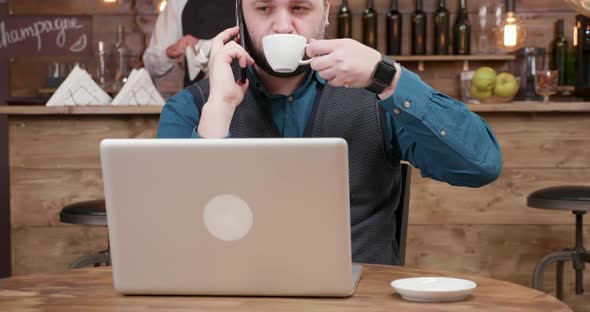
[{"x1": 247, "y1": 66, "x2": 326, "y2": 100}]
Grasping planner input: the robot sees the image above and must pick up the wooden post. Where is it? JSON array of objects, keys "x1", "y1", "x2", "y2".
[
  {"x1": 0, "y1": 3, "x2": 12, "y2": 278},
  {"x1": 0, "y1": 115, "x2": 11, "y2": 278}
]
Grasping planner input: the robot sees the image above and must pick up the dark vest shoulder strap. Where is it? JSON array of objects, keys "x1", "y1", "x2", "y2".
[{"x1": 186, "y1": 80, "x2": 210, "y2": 115}]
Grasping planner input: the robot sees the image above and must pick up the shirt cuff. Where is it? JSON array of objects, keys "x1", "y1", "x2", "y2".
[
  {"x1": 377, "y1": 67, "x2": 434, "y2": 123},
  {"x1": 192, "y1": 127, "x2": 231, "y2": 138},
  {"x1": 143, "y1": 49, "x2": 176, "y2": 77}
]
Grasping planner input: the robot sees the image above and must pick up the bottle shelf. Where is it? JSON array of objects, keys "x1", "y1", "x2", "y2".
[
  {"x1": 392, "y1": 55, "x2": 515, "y2": 61},
  {"x1": 389, "y1": 54, "x2": 516, "y2": 71}
]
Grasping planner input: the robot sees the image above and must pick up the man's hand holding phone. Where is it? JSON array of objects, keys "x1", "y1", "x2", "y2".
[{"x1": 197, "y1": 26, "x2": 254, "y2": 139}]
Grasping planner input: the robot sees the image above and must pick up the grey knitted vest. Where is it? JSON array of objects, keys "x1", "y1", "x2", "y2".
[{"x1": 188, "y1": 80, "x2": 402, "y2": 265}]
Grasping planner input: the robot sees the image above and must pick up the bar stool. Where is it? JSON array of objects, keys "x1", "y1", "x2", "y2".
[
  {"x1": 59, "y1": 199, "x2": 110, "y2": 269},
  {"x1": 529, "y1": 186, "x2": 590, "y2": 301}
]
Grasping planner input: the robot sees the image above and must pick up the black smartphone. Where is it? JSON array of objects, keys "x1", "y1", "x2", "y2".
[{"x1": 235, "y1": 0, "x2": 248, "y2": 83}]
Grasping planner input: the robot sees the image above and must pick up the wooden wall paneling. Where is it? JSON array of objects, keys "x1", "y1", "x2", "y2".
[
  {"x1": 10, "y1": 169, "x2": 104, "y2": 229},
  {"x1": 484, "y1": 113, "x2": 590, "y2": 169},
  {"x1": 409, "y1": 168, "x2": 590, "y2": 226},
  {"x1": 11, "y1": 226, "x2": 108, "y2": 276},
  {"x1": 9, "y1": 0, "x2": 128, "y2": 15},
  {"x1": 9, "y1": 56, "x2": 51, "y2": 98},
  {"x1": 8, "y1": 116, "x2": 159, "y2": 170},
  {"x1": 9, "y1": 115, "x2": 157, "y2": 276},
  {"x1": 7, "y1": 0, "x2": 160, "y2": 16},
  {"x1": 23, "y1": 153, "x2": 582, "y2": 230},
  {"x1": 520, "y1": 13, "x2": 577, "y2": 50},
  {"x1": 9, "y1": 56, "x2": 92, "y2": 98}
]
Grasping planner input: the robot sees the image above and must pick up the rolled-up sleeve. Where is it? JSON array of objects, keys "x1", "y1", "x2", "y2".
[
  {"x1": 143, "y1": 0, "x2": 186, "y2": 78},
  {"x1": 378, "y1": 67, "x2": 503, "y2": 187}
]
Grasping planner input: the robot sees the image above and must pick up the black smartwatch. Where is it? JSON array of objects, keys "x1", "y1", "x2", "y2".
[{"x1": 365, "y1": 54, "x2": 397, "y2": 94}]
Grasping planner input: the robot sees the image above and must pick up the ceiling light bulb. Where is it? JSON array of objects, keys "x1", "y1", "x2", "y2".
[{"x1": 494, "y1": 1, "x2": 526, "y2": 52}]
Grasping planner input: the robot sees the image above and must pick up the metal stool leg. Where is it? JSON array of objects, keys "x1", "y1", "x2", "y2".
[
  {"x1": 575, "y1": 267, "x2": 584, "y2": 295},
  {"x1": 573, "y1": 211, "x2": 586, "y2": 295},
  {"x1": 555, "y1": 248, "x2": 574, "y2": 301},
  {"x1": 68, "y1": 251, "x2": 110, "y2": 270},
  {"x1": 556, "y1": 259, "x2": 565, "y2": 300},
  {"x1": 532, "y1": 250, "x2": 573, "y2": 292}
]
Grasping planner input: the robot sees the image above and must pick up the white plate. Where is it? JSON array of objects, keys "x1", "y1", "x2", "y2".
[{"x1": 391, "y1": 277, "x2": 477, "y2": 303}]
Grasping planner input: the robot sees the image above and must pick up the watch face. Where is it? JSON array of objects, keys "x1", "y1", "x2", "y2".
[{"x1": 374, "y1": 62, "x2": 397, "y2": 84}]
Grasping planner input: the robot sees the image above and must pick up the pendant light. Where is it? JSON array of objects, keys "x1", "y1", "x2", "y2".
[{"x1": 494, "y1": 0, "x2": 526, "y2": 52}]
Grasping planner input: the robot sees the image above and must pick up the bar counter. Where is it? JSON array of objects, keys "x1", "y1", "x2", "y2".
[
  {"x1": 0, "y1": 105, "x2": 163, "y2": 115},
  {"x1": 1, "y1": 101, "x2": 590, "y2": 299},
  {"x1": 2, "y1": 101, "x2": 590, "y2": 114}
]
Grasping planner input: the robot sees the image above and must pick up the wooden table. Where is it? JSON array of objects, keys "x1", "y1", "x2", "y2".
[{"x1": 0, "y1": 264, "x2": 571, "y2": 311}]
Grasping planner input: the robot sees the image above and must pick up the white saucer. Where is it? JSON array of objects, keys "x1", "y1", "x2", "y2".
[{"x1": 391, "y1": 277, "x2": 477, "y2": 303}]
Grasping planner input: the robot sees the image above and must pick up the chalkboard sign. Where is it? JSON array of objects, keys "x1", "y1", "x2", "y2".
[{"x1": 0, "y1": 15, "x2": 92, "y2": 56}]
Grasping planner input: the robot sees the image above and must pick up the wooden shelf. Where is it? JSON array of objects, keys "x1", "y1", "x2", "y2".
[
  {"x1": 467, "y1": 101, "x2": 590, "y2": 113},
  {"x1": 393, "y1": 55, "x2": 516, "y2": 62},
  {"x1": 2, "y1": 102, "x2": 590, "y2": 116},
  {"x1": 390, "y1": 54, "x2": 515, "y2": 71},
  {"x1": 0, "y1": 105, "x2": 163, "y2": 115}
]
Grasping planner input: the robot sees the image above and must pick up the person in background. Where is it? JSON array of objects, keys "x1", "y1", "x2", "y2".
[{"x1": 143, "y1": 0, "x2": 235, "y2": 86}]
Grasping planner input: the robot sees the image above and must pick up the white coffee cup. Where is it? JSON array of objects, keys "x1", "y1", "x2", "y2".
[{"x1": 262, "y1": 34, "x2": 312, "y2": 73}]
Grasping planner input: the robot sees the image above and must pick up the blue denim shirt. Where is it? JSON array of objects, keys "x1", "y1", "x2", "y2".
[{"x1": 157, "y1": 66, "x2": 502, "y2": 187}]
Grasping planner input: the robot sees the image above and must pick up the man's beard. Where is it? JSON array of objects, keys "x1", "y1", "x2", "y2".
[{"x1": 246, "y1": 25, "x2": 326, "y2": 78}]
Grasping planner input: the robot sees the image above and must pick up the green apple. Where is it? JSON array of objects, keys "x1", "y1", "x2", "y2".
[
  {"x1": 494, "y1": 72, "x2": 519, "y2": 98},
  {"x1": 471, "y1": 84, "x2": 492, "y2": 100},
  {"x1": 472, "y1": 67, "x2": 497, "y2": 91}
]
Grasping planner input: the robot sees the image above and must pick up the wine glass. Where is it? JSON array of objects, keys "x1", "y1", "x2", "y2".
[{"x1": 535, "y1": 70, "x2": 558, "y2": 103}]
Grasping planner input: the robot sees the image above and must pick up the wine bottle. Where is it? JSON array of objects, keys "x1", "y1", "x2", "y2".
[
  {"x1": 337, "y1": 0, "x2": 353, "y2": 38},
  {"x1": 433, "y1": 0, "x2": 450, "y2": 55},
  {"x1": 551, "y1": 19, "x2": 568, "y2": 86},
  {"x1": 386, "y1": 0, "x2": 403, "y2": 55},
  {"x1": 453, "y1": 0, "x2": 471, "y2": 55},
  {"x1": 362, "y1": 0, "x2": 378, "y2": 48},
  {"x1": 566, "y1": 43, "x2": 576, "y2": 86},
  {"x1": 412, "y1": 0, "x2": 427, "y2": 55}
]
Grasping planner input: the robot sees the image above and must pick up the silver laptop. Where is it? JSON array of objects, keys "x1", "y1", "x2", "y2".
[{"x1": 100, "y1": 138, "x2": 362, "y2": 297}]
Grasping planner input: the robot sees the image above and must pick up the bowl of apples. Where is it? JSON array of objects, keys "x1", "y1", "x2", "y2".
[{"x1": 463, "y1": 67, "x2": 520, "y2": 104}]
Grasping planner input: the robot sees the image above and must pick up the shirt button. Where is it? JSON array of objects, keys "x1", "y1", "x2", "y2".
[
  {"x1": 393, "y1": 108, "x2": 401, "y2": 115},
  {"x1": 403, "y1": 101, "x2": 411, "y2": 108},
  {"x1": 440, "y1": 130, "x2": 447, "y2": 136},
  {"x1": 288, "y1": 96, "x2": 294, "y2": 102}
]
